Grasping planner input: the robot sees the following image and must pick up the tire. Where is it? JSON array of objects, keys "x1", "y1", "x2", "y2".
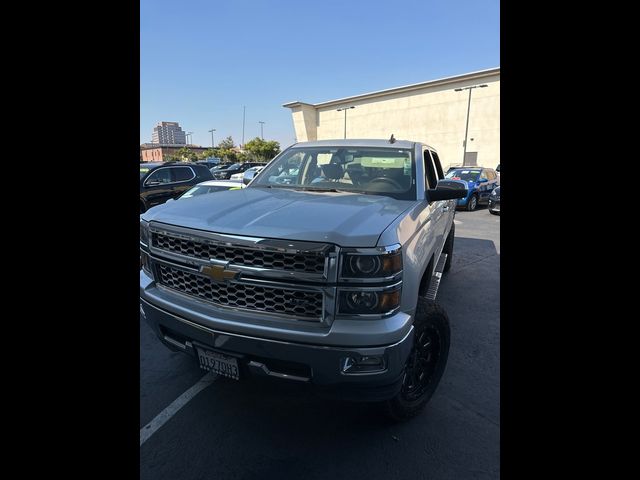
[
  {"x1": 385, "y1": 297, "x2": 451, "y2": 421},
  {"x1": 466, "y1": 194, "x2": 478, "y2": 211},
  {"x1": 442, "y1": 223, "x2": 454, "y2": 273}
]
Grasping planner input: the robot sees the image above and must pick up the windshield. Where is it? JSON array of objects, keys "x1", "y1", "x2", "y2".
[
  {"x1": 445, "y1": 169, "x2": 481, "y2": 182},
  {"x1": 249, "y1": 146, "x2": 416, "y2": 200}
]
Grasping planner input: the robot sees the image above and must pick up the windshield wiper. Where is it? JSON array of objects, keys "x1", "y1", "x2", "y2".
[{"x1": 295, "y1": 186, "x2": 353, "y2": 193}]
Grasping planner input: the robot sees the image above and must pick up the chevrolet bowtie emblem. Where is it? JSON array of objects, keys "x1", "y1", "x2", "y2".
[{"x1": 200, "y1": 263, "x2": 241, "y2": 283}]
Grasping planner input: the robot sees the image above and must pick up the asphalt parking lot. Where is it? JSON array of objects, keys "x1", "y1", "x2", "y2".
[{"x1": 140, "y1": 206, "x2": 500, "y2": 480}]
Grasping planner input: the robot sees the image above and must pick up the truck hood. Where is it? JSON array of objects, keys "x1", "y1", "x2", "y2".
[{"x1": 142, "y1": 187, "x2": 415, "y2": 247}]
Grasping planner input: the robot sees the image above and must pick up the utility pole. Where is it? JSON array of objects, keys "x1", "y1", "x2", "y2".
[
  {"x1": 242, "y1": 106, "x2": 246, "y2": 147},
  {"x1": 258, "y1": 121, "x2": 265, "y2": 140},
  {"x1": 454, "y1": 84, "x2": 488, "y2": 165},
  {"x1": 336, "y1": 106, "x2": 355, "y2": 139}
]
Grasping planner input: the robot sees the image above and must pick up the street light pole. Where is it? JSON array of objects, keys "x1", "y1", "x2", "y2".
[
  {"x1": 242, "y1": 106, "x2": 246, "y2": 147},
  {"x1": 454, "y1": 84, "x2": 487, "y2": 165},
  {"x1": 208, "y1": 128, "x2": 216, "y2": 148},
  {"x1": 336, "y1": 106, "x2": 355, "y2": 139},
  {"x1": 186, "y1": 131, "x2": 193, "y2": 145},
  {"x1": 258, "y1": 121, "x2": 265, "y2": 140}
]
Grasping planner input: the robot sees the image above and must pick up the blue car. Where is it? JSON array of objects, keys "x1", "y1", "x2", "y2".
[{"x1": 445, "y1": 167, "x2": 499, "y2": 211}]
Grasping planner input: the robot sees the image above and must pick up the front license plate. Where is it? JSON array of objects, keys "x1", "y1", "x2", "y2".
[{"x1": 197, "y1": 348, "x2": 240, "y2": 380}]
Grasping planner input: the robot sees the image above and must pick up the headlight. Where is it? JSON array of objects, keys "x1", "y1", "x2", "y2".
[
  {"x1": 140, "y1": 219, "x2": 149, "y2": 247},
  {"x1": 340, "y1": 246, "x2": 402, "y2": 279},
  {"x1": 338, "y1": 285, "x2": 402, "y2": 315},
  {"x1": 491, "y1": 189, "x2": 497, "y2": 196}
]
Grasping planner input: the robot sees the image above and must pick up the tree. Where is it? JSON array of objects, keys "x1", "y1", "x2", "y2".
[
  {"x1": 199, "y1": 148, "x2": 218, "y2": 160},
  {"x1": 243, "y1": 137, "x2": 281, "y2": 161},
  {"x1": 216, "y1": 136, "x2": 238, "y2": 162},
  {"x1": 176, "y1": 147, "x2": 198, "y2": 162}
]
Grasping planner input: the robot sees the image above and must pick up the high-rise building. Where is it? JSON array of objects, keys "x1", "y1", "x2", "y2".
[{"x1": 152, "y1": 121, "x2": 187, "y2": 145}]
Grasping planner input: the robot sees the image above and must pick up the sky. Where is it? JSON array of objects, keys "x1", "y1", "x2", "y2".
[{"x1": 140, "y1": 0, "x2": 500, "y2": 150}]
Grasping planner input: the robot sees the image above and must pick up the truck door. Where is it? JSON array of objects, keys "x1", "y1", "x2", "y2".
[
  {"x1": 429, "y1": 150, "x2": 455, "y2": 247},
  {"x1": 424, "y1": 149, "x2": 448, "y2": 258}
]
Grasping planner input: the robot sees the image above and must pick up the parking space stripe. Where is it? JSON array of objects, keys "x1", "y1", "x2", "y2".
[{"x1": 140, "y1": 371, "x2": 217, "y2": 446}]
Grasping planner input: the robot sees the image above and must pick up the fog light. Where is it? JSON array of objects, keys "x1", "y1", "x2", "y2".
[{"x1": 341, "y1": 355, "x2": 386, "y2": 374}]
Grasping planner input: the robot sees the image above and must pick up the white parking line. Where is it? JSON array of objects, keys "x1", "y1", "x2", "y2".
[{"x1": 140, "y1": 371, "x2": 217, "y2": 446}]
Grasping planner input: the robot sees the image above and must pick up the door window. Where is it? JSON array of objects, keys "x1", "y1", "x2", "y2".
[
  {"x1": 429, "y1": 151, "x2": 445, "y2": 180},
  {"x1": 171, "y1": 167, "x2": 195, "y2": 182},
  {"x1": 145, "y1": 168, "x2": 172, "y2": 184},
  {"x1": 423, "y1": 150, "x2": 438, "y2": 189}
]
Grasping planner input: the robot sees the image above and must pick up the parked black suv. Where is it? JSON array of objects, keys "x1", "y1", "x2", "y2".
[
  {"x1": 140, "y1": 162, "x2": 213, "y2": 213},
  {"x1": 212, "y1": 162, "x2": 265, "y2": 180}
]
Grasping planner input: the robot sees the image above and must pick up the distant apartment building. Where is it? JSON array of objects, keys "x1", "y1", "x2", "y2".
[{"x1": 151, "y1": 121, "x2": 187, "y2": 145}]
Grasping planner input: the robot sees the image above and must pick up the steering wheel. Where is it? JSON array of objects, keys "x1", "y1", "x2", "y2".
[{"x1": 368, "y1": 177, "x2": 403, "y2": 190}]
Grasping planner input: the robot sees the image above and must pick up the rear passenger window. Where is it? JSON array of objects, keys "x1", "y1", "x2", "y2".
[{"x1": 172, "y1": 167, "x2": 195, "y2": 182}]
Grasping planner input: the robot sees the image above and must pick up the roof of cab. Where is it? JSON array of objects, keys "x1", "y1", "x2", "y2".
[{"x1": 289, "y1": 138, "x2": 436, "y2": 151}]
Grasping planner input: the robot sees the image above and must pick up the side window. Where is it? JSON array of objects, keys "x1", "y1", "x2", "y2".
[
  {"x1": 145, "y1": 168, "x2": 172, "y2": 184},
  {"x1": 423, "y1": 150, "x2": 438, "y2": 189},
  {"x1": 430, "y1": 151, "x2": 445, "y2": 180},
  {"x1": 487, "y1": 170, "x2": 496, "y2": 180},
  {"x1": 172, "y1": 167, "x2": 195, "y2": 182}
]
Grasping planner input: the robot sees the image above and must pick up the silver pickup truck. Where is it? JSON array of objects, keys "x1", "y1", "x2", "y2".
[{"x1": 140, "y1": 138, "x2": 467, "y2": 420}]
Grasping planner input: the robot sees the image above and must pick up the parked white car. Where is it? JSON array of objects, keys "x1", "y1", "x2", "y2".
[{"x1": 230, "y1": 165, "x2": 264, "y2": 182}]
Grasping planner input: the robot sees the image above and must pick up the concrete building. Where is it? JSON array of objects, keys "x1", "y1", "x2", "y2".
[
  {"x1": 283, "y1": 67, "x2": 499, "y2": 170},
  {"x1": 140, "y1": 143, "x2": 210, "y2": 162},
  {"x1": 152, "y1": 122, "x2": 187, "y2": 145}
]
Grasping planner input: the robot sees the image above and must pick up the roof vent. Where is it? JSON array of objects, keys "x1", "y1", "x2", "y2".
[{"x1": 389, "y1": 134, "x2": 396, "y2": 144}]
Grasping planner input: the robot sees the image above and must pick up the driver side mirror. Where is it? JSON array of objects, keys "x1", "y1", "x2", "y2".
[
  {"x1": 478, "y1": 177, "x2": 488, "y2": 183},
  {"x1": 427, "y1": 179, "x2": 468, "y2": 201}
]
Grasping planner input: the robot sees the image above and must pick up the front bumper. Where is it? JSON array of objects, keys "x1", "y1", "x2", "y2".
[
  {"x1": 488, "y1": 198, "x2": 501, "y2": 213},
  {"x1": 140, "y1": 297, "x2": 413, "y2": 401}
]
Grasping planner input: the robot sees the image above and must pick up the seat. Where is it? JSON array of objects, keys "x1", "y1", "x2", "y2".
[{"x1": 321, "y1": 163, "x2": 344, "y2": 181}]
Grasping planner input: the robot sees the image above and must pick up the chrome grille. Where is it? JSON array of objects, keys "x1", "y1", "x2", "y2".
[
  {"x1": 152, "y1": 232, "x2": 326, "y2": 274},
  {"x1": 156, "y1": 264, "x2": 323, "y2": 320}
]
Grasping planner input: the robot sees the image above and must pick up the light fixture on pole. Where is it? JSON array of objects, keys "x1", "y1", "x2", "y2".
[
  {"x1": 336, "y1": 106, "x2": 355, "y2": 139},
  {"x1": 208, "y1": 128, "x2": 216, "y2": 148},
  {"x1": 454, "y1": 84, "x2": 487, "y2": 165},
  {"x1": 258, "y1": 121, "x2": 265, "y2": 140}
]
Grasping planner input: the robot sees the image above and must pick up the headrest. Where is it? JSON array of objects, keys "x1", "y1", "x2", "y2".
[{"x1": 321, "y1": 163, "x2": 344, "y2": 180}]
